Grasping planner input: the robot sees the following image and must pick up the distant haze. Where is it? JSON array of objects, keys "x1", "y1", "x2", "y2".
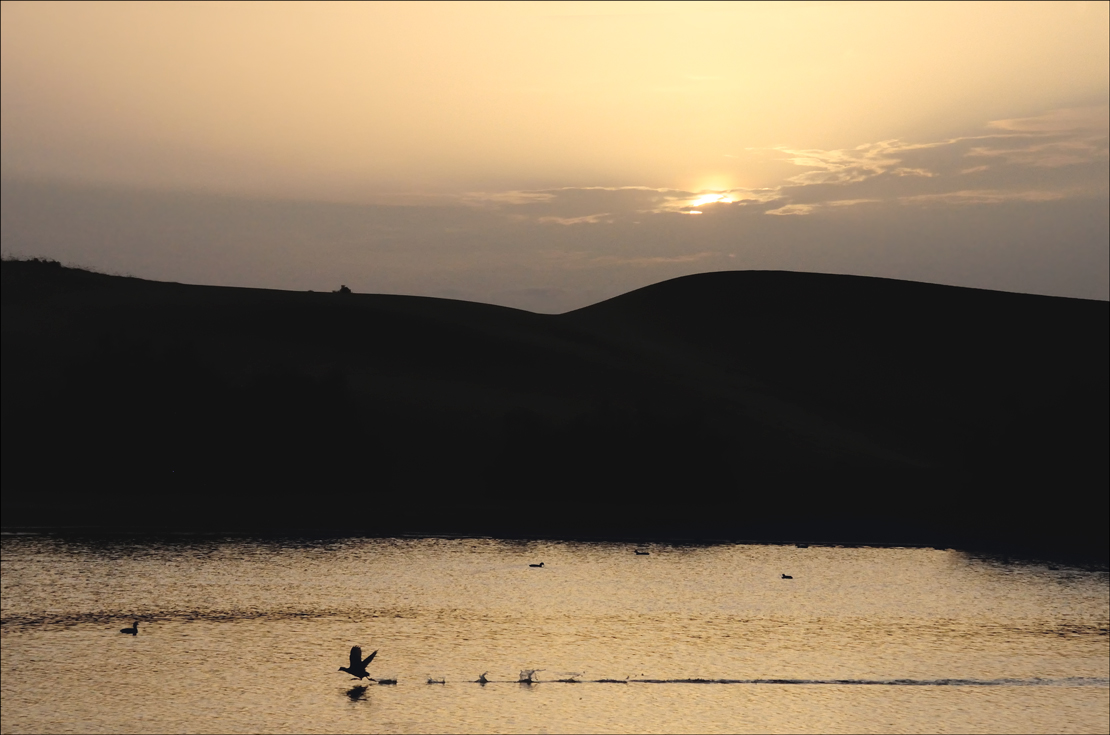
[{"x1": 3, "y1": 1, "x2": 1107, "y2": 311}]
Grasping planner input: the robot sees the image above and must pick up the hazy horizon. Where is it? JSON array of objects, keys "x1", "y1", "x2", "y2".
[{"x1": 2, "y1": 1, "x2": 1107, "y2": 312}]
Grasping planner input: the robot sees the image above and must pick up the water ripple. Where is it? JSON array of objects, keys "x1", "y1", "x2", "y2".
[{"x1": 620, "y1": 676, "x2": 1110, "y2": 687}]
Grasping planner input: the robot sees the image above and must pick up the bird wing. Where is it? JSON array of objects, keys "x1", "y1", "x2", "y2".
[
  {"x1": 349, "y1": 646, "x2": 362, "y2": 668},
  {"x1": 361, "y1": 649, "x2": 378, "y2": 666}
]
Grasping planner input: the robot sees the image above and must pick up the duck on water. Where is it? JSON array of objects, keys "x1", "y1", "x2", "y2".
[
  {"x1": 119, "y1": 621, "x2": 139, "y2": 635},
  {"x1": 339, "y1": 646, "x2": 378, "y2": 680}
]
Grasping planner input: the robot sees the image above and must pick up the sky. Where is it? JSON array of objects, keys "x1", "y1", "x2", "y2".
[{"x1": 2, "y1": 0, "x2": 1107, "y2": 311}]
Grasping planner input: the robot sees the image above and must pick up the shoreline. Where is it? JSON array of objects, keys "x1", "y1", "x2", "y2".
[{"x1": 4, "y1": 525, "x2": 1105, "y2": 568}]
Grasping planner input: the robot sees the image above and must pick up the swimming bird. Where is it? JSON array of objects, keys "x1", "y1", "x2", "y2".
[
  {"x1": 781, "y1": 574, "x2": 793, "y2": 579},
  {"x1": 635, "y1": 550, "x2": 650, "y2": 555},
  {"x1": 477, "y1": 672, "x2": 489, "y2": 685},
  {"x1": 120, "y1": 621, "x2": 139, "y2": 635},
  {"x1": 339, "y1": 646, "x2": 378, "y2": 680},
  {"x1": 529, "y1": 562, "x2": 544, "y2": 568}
]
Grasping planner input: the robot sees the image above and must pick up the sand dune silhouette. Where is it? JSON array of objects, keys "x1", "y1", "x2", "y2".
[{"x1": 2, "y1": 259, "x2": 1105, "y2": 561}]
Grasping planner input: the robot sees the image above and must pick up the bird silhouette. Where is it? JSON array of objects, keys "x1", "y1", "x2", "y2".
[
  {"x1": 781, "y1": 574, "x2": 793, "y2": 579},
  {"x1": 339, "y1": 646, "x2": 378, "y2": 680},
  {"x1": 635, "y1": 550, "x2": 650, "y2": 555},
  {"x1": 529, "y1": 562, "x2": 544, "y2": 568},
  {"x1": 120, "y1": 621, "x2": 139, "y2": 635}
]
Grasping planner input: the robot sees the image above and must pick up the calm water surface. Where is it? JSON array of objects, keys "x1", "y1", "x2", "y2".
[{"x1": 1, "y1": 535, "x2": 1107, "y2": 734}]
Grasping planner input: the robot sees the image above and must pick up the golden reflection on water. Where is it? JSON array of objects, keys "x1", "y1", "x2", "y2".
[{"x1": 1, "y1": 536, "x2": 1107, "y2": 734}]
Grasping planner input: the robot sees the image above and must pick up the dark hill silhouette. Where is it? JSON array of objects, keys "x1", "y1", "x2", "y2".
[{"x1": 2, "y1": 259, "x2": 1106, "y2": 562}]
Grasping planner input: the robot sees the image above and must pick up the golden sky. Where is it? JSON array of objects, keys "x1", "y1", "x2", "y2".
[{"x1": 2, "y1": 1, "x2": 1108, "y2": 309}]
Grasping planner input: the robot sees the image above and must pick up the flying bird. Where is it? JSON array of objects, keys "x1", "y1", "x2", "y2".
[
  {"x1": 339, "y1": 646, "x2": 378, "y2": 680},
  {"x1": 120, "y1": 621, "x2": 139, "y2": 635}
]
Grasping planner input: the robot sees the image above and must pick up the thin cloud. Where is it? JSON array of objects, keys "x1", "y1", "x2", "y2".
[
  {"x1": 538, "y1": 213, "x2": 614, "y2": 225},
  {"x1": 987, "y1": 105, "x2": 1109, "y2": 134},
  {"x1": 772, "y1": 142, "x2": 904, "y2": 185},
  {"x1": 467, "y1": 185, "x2": 785, "y2": 221},
  {"x1": 766, "y1": 199, "x2": 879, "y2": 216},
  {"x1": 741, "y1": 106, "x2": 1109, "y2": 214},
  {"x1": 460, "y1": 190, "x2": 558, "y2": 206},
  {"x1": 764, "y1": 203, "x2": 816, "y2": 216},
  {"x1": 545, "y1": 249, "x2": 720, "y2": 268},
  {"x1": 899, "y1": 189, "x2": 1070, "y2": 205},
  {"x1": 591, "y1": 251, "x2": 719, "y2": 267},
  {"x1": 461, "y1": 186, "x2": 683, "y2": 218},
  {"x1": 965, "y1": 139, "x2": 1108, "y2": 168},
  {"x1": 468, "y1": 105, "x2": 1103, "y2": 223},
  {"x1": 476, "y1": 104, "x2": 1103, "y2": 222}
]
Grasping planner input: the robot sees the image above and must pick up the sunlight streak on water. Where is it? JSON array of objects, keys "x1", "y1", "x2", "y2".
[{"x1": 1, "y1": 536, "x2": 1107, "y2": 734}]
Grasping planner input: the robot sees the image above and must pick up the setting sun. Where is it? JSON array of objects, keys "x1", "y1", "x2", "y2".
[{"x1": 689, "y1": 193, "x2": 733, "y2": 207}]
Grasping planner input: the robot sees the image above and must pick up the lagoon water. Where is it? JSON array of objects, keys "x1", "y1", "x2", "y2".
[{"x1": 1, "y1": 535, "x2": 1107, "y2": 734}]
